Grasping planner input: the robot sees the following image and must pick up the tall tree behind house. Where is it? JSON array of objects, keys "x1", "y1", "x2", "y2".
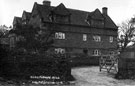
[{"x1": 118, "y1": 17, "x2": 135, "y2": 51}]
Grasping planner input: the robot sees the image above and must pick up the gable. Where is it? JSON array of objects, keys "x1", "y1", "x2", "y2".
[
  {"x1": 31, "y1": 2, "x2": 40, "y2": 18},
  {"x1": 86, "y1": 9, "x2": 117, "y2": 29},
  {"x1": 22, "y1": 11, "x2": 26, "y2": 20},
  {"x1": 13, "y1": 17, "x2": 22, "y2": 25},
  {"x1": 85, "y1": 9, "x2": 104, "y2": 27},
  {"x1": 35, "y1": 3, "x2": 54, "y2": 22},
  {"x1": 52, "y1": 3, "x2": 70, "y2": 16},
  {"x1": 103, "y1": 15, "x2": 117, "y2": 29},
  {"x1": 22, "y1": 11, "x2": 31, "y2": 20},
  {"x1": 90, "y1": 9, "x2": 104, "y2": 20}
]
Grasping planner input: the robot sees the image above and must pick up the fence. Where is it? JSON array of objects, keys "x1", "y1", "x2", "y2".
[{"x1": 99, "y1": 55, "x2": 118, "y2": 73}]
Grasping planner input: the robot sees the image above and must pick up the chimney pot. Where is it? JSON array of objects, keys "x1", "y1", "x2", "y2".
[
  {"x1": 43, "y1": 0, "x2": 51, "y2": 6},
  {"x1": 102, "y1": 7, "x2": 108, "y2": 15}
]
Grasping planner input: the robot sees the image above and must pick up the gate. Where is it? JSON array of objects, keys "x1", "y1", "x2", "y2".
[{"x1": 99, "y1": 55, "x2": 118, "y2": 73}]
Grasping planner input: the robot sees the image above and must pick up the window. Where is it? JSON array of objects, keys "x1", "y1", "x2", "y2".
[
  {"x1": 55, "y1": 32, "x2": 65, "y2": 39},
  {"x1": 93, "y1": 35, "x2": 101, "y2": 42},
  {"x1": 110, "y1": 51, "x2": 114, "y2": 55},
  {"x1": 83, "y1": 34, "x2": 87, "y2": 41},
  {"x1": 109, "y1": 36, "x2": 113, "y2": 43},
  {"x1": 93, "y1": 49, "x2": 101, "y2": 56},
  {"x1": 55, "y1": 48, "x2": 65, "y2": 54}
]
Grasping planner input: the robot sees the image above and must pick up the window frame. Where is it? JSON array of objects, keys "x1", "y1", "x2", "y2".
[
  {"x1": 93, "y1": 49, "x2": 100, "y2": 56},
  {"x1": 109, "y1": 36, "x2": 113, "y2": 43},
  {"x1": 55, "y1": 48, "x2": 65, "y2": 54},
  {"x1": 55, "y1": 32, "x2": 65, "y2": 39},
  {"x1": 83, "y1": 34, "x2": 87, "y2": 41},
  {"x1": 93, "y1": 35, "x2": 101, "y2": 42}
]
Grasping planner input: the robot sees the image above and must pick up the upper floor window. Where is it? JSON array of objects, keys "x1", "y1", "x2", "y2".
[
  {"x1": 109, "y1": 36, "x2": 113, "y2": 43},
  {"x1": 55, "y1": 32, "x2": 65, "y2": 39},
  {"x1": 83, "y1": 34, "x2": 87, "y2": 41},
  {"x1": 93, "y1": 49, "x2": 101, "y2": 56},
  {"x1": 93, "y1": 35, "x2": 101, "y2": 42},
  {"x1": 55, "y1": 48, "x2": 65, "y2": 54}
]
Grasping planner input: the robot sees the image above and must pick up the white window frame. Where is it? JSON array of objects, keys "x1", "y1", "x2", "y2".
[
  {"x1": 93, "y1": 49, "x2": 100, "y2": 56},
  {"x1": 55, "y1": 32, "x2": 65, "y2": 39},
  {"x1": 93, "y1": 35, "x2": 101, "y2": 42},
  {"x1": 55, "y1": 48, "x2": 65, "y2": 54},
  {"x1": 55, "y1": 48, "x2": 59, "y2": 54},
  {"x1": 109, "y1": 36, "x2": 113, "y2": 43},
  {"x1": 83, "y1": 34, "x2": 87, "y2": 41}
]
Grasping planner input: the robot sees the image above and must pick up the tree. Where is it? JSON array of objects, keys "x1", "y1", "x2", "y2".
[
  {"x1": 13, "y1": 24, "x2": 54, "y2": 53},
  {"x1": 0, "y1": 25, "x2": 9, "y2": 37},
  {"x1": 0, "y1": 25, "x2": 9, "y2": 74},
  {"x1": 118, "y1": 17, "x2": 135, "y2": 51}
]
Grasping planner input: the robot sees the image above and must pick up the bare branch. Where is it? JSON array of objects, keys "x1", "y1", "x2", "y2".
[{"x1": 118, "y1": 17, "x2": 135, "y2": 51}]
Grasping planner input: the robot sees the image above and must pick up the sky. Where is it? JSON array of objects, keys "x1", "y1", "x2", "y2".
[{"x1": 1, "y1": 0, "x2": 135, "y2": 27}]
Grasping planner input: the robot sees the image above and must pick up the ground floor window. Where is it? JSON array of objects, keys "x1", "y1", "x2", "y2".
[
  {"x1": 55, "y1": 48, "x2": 65, "y2": 54},
  {"x1": 93, "y1": 49, "x2": 101, "y2": 56}
]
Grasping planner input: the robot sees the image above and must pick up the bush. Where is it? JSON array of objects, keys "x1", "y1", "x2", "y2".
[{"x1": 0, "y1": 52, "x2": 74, "y2": 81}]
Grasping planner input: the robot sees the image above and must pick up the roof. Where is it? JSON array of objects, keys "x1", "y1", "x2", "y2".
[
  {"x1": 32, "y1": 2, "x2": 117, "y2": 29},
  {"x1": 13, "y1": 17, "x2": 22, "y2": 25},
  {"x1": 103, "y1": 15, "x2": 117, "y2": 29},
  {"x1": 22, "y1": 11, "x2": 31, "y2": 20},
  {"x1": 35, "y1": 3, "x2": 54, "y2": 22},
  {"x1": 88, "y1": 9, "x2": 104, "y2": 20},
  {"x1": 52, "y1": 3, "x2": 71, "y2": 16}
]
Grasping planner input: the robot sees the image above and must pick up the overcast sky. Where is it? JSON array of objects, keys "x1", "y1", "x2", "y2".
[{"x1": 1, "y1": 0, "x2": 135, "y2": 26}]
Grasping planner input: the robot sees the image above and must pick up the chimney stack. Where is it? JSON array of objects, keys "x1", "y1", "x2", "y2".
[
  {"x1": 102, "y1": 7, "x2": 108, "y2": 15},
  {"x1": 43, "y1": 0, "x2": 51, "y2": 6}
]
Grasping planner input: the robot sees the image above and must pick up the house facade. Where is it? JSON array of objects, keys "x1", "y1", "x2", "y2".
[{"x1": 13, "y1": 0, "x2": 118, "y2": 56}]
